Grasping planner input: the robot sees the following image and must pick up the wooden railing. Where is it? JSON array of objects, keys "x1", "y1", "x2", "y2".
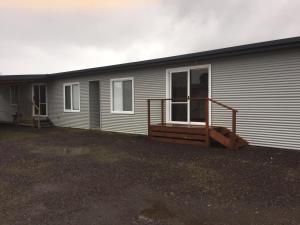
[
  {"x1": 32, "y1": 101, "x2": 41, "y2": 129},
  {"x1": 15, "y1": 101, "x2": 41, "y2": 129},
  {"x1": 147, "y1": 97, "x2": 238, "y2": 135}
]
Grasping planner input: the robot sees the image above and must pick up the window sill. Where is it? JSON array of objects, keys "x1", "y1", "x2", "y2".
[
  {"x1": 111, "y1": 111, "x2": 134, "y2": 115},
  {"x1": 64, "y1": 110, "x2": 80, "y2": 113}
]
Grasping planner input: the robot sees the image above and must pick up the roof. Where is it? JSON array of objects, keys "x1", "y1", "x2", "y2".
[{"x1": 1, "y1": 36, "x2": 300, "y2": 81}]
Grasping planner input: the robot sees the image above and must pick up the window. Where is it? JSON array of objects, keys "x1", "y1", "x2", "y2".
[
  {"x1": 111, "y1": 78, "x2": 134, "y2": 114},
  {"x1": 10, "y1": 85, "x2": 19, "y2": 105},
  {"x1": 64, "y1": 83, "x2": 80, "y2": 112}
]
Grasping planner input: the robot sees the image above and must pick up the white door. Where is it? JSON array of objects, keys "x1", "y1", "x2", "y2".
[
  {"x1": 169, "y1": 66, "x2": 210, "y2": 125},
  {"x1": 33, "y1": 84, "x2": 47, "y2": 116}
]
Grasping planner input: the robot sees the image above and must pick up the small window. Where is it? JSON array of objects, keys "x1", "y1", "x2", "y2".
[
  {"x1": 64, "y1": 83, "x2": 80, "y2": 112},
  {"x1": 10, "y1": 85, "x2": 19, "y2": 105},
  {"x1": 111, "y1": 78, "x2": 134, "y2": 114}
]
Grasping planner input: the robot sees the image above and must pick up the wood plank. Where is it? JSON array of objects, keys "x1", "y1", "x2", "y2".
[
  {"x1": 150, "y1": 125, "x2": 207, "y2": 134},
  {"x1": 210, "y1": 129, "x2": 232, "y2": 148},
  {"x1": 151, "y1": 131, "x2": 207, "y2": 141},
  {"x1": 150, "y1": 137, "x2": 208, "y2": 147}
]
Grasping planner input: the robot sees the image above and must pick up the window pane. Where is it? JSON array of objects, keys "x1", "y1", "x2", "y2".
[
  {"x1": 40, "y1": 104, "x2": 47, "y2": 115},
  {"x1": 65, "y1": 86, "x2": 71, "y2": 110},
  {"x1": 190, "y1": 68, "x2": 208, "y2": 122},
  {"x1": 113, "y1": 81, "x2": 122, "y2": 111},
  {"x1": 172, "y1": 104, "x2": 187, "y2": 122},
  {"x1": 11, "y1": 86, "x2": 17, "y2": 104},
  {"x1": 40, "y1": 85, "x2": 46, "y2": 103},
  {"x1": 171, "y1": 72, "x2": 188, "y2": 102},
  {"x1": 72, "y1": 84, "x2": 80, "y2": 110},
  {"x1": 123, "y1": 80, "x2": 132, "y2": 111}
]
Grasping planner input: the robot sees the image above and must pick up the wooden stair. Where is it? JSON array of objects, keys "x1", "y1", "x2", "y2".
[
  {"x1": 33, "y1": 118, "x2": 54, "y2": 128},
  {"x1": 210, "y1": 127, "x2": 248, "y2": 150}
]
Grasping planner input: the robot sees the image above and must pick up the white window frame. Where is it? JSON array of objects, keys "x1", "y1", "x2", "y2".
[
  {"x1": 10, "y1": 85, "x2": 19, "y2": 105},
  {"x1": 63, "y1": 82, "x2": 80, "y2": 113},
  {"x1": 165, "y1": 64, "x2": 212, "y2": 125},
  {"x1": 32, "y1": 83, "x2": 48, "y2": 117},
  {"x1": 110, "y1": 77, "x2": 134, "y2": 114}
]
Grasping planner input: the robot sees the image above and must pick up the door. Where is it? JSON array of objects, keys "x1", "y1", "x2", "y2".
[
  {"x1": 89, "y1": 81, "x2": 100, "y2": 129},
  {"x1": 169, "y1": 66, "x2": 209, "y2": 124},
  {"x1": 170, "y1": 71, "x2": 189, "y2": 122},
  {"x1": 33, "y1": 84, "x2": 47, "y2": 116}
]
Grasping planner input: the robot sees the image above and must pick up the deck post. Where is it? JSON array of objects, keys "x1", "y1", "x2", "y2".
[
  {"x1": 232, "y1": 110, "x2": 237, "y2": 148},
  {"x1": 147, "y1": 99, "x2": 151, "y2": 137},
  {"x1": 232, "y1": 110, "x2": 236, "y2": 135},
  {"x1": 38, "y1": 103, "x2": 41, "y2": 129},
  {"x1": 205, "y1": 98, "x2": 210, "y2": 147},
  {"x1": 161, "y1": 99, "x2": 164, "y2": 126}
]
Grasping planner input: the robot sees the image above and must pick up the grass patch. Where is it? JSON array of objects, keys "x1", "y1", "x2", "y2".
[
  {"x1": 90, "y1": 147, "x2": 138, "y2": 163},
  {"x1": 0, "y1": 131, "x2": 40, "y2": 141}
]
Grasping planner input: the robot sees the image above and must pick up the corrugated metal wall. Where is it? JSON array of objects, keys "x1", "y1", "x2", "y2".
[{"x1": 47, "y1": 47, "x2": 300, "y2": 150}]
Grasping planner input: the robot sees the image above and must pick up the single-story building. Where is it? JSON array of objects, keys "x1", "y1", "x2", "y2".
[{"x1": 0, "y1": 37, "x2": 300, "y2": 150}]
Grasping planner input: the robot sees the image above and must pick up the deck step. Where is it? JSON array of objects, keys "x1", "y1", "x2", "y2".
[{"x1": 210, "y1": 127, "x2": 248, "y2": 150}]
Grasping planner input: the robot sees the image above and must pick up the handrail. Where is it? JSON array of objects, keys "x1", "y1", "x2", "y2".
[
  {"x1": 31, "y1": 101, "x2": 41, "y2": 129},
  {"x1": 146, "y1": 97, "x2": 237, "y2": 112},
  {"x1": 147, "y1": 97, "x2": 238, "y2": 136}
]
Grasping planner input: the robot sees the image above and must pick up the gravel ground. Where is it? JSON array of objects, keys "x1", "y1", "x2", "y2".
[{"x1": 0, "y1": 125, "x2": 299, "y2": 225}]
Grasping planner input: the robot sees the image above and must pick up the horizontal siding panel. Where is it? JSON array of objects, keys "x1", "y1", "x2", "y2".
[
  {"x1": 212, "y1": 48, "x2": 300, "y2": 150},
  {"x1": 45, "y1": 47, "x2": 300, "y2": 151}
]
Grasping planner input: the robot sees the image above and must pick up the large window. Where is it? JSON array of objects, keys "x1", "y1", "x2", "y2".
[
  {"x1": 111, "y1": 78, "x2": 134, "y2": 114},
  {"x1": 64, "y1": 83, "x2": 80, "y2": 112},
  {"x1": 10, "y1": 85, "x2": 19, "y2": 105}
]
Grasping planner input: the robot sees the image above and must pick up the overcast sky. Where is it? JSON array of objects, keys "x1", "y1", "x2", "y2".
[{"x1": 0, "y1": 0, "x2": 300, "y2": 75}]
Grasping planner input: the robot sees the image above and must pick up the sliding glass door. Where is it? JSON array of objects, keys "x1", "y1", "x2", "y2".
[
  {"x1": 169, "y1": 66, "x2": 209, "y2": 124},
  {"x1": 33, "y1": 84, "x2": 47, "y2": 116}
]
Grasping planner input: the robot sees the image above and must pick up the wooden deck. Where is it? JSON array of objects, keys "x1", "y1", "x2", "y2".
[
  {"x1": 149, "y1": 123, "x2": 248, "y2": 150},
  {"x1": 147, "y1": 98, "x2": 248, "y2": 150}
]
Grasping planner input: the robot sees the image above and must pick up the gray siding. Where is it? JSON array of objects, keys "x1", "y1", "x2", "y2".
[
  {"x1": 0, "y1": 85, "x2": 14, "y2": 122},
  {"x1": 48, "y1": 79, "x2": 89, "y2": 129},
  {"x1": 48, "y1": 67, "x2": 166, "y2": 133},
  {"x1": 0, "y1": 84, "x2": 32, "y2": 122},
  {"x1": 46, "y1": 47, "x2": 300, "y2": 150},
  {"x1": 211, "y1": 49, "x2": 300, "y2": 150}
]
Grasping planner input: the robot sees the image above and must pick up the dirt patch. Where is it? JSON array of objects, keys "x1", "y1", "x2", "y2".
[
  {"x1": 139, "y1": 201, "x2": 174, "y2": 222},
  {"x1": 0, "y1": 126, "x2": 299, "y2": 225}
]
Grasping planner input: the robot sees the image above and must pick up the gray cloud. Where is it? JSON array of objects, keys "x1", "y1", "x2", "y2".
[{"x1": 0, "y1": 0, "x2": 300, "y2": 74}]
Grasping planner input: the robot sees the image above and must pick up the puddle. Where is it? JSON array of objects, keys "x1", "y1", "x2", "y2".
[{"x1": 139, "y1": 201, "x2": 174, "y2": 221}]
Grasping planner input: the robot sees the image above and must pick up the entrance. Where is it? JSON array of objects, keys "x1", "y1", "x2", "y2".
[{"x1": 168, "y1": 65, "x2": 210, "y2": 124}]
